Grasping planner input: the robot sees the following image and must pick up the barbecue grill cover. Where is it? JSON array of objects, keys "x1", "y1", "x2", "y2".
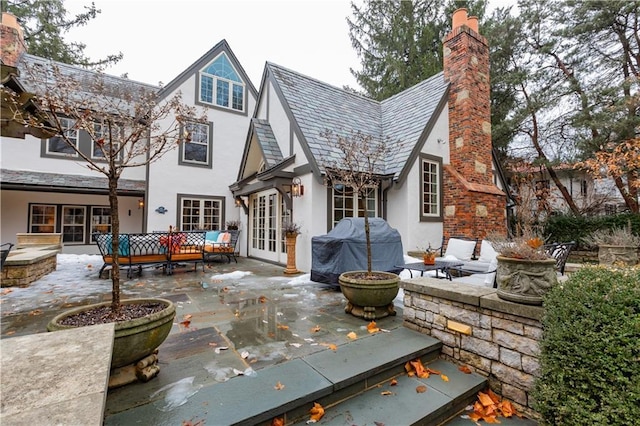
[{"x1": 310, "y1": 218, "x2": 404, "y2": 286}]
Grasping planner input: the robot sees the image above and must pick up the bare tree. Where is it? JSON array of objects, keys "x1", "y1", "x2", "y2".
[
  {"x1": 320, "y1": 130, "x2": 392, "y2": 277},
  {"x1": 5, "y1": 60, "x2": 204, "y2": 313}
]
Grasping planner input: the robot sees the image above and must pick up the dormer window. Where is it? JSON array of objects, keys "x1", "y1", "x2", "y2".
[{"x1": 199, "y1": 53, "x2": 245, "y2": 112}]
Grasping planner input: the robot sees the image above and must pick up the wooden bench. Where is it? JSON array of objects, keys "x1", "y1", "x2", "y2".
[{"x1": 94, "y1": 231, "x2": 206, "y2": 278}]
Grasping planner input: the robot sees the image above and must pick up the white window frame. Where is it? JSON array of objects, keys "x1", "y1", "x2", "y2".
[
  {"x1": 30, "y1": 204, "x2": 56, "y2": 233},
  {"x1": 179, "y1": 196, "x2": 223, "y2": 231},
  {"x1": 90, "y1": 206, "x2": 111, "y2": 235},
  {"x1": 198, "y1": 53, "x2": 245, "y2": 112},
  {"x1": 91, "y1": 122, "x2": 122, "y2": 160},
  {"x1": 180, "y1": 121, "x2": 211, "y2": 166},
  {"x1": 62, "y1": 205, "x2": 86, "y2": 244},
  {"x1": 331, "y1": 184, "x2": 378, "y2": 227},
  {"x1": 420, "y1": 155, "x2": 442, "y2": 220},
  {"x1": 46, "y1": 117, "x2": 78, "y2": 157}
]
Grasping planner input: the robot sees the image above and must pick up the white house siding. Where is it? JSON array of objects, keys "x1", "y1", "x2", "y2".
[
  {"x1": 265, "y1": 80, "x2": 292, "y2": 155},
  {"x1": 387, "y1": 105, "x2": 450, "y2": 255},
  {"x1": 145, "y1": 73, "x2": 256, "y2": 242}
]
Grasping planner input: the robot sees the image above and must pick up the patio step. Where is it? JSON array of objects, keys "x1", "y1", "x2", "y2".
[{"x1": 103, "y1": 327, "x2": 487, "y2": 426}]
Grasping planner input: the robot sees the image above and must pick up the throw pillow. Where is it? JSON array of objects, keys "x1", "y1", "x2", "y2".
[
  {"x1": 484, "y1": 257, "x2": 498, "y2": 286},
  {"x1": 478, "y1": 240, "x2": 498, "y2": 263},
  {"x1": 444, "y1": 238, "x2": 476, "y2": 261},
  {"x1": 221, "y1": 232, "x2": 231, "y2": 244},
  {"x1": 205, "y1": 230, "x2": 220, "y2": 244}
]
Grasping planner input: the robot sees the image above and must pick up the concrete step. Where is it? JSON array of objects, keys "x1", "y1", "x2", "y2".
[
  {"x1": 289, "y1": 358, "x2": 487, "y2": 426},
  {"x1": 104, "y1": 327, "x2": 449, "y2": 425}
]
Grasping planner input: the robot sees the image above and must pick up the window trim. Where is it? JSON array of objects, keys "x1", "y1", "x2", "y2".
[
  {"x1": 61, "y1": 205, "x2": 87, "y2": 245},
  {"x1": 195, "y1": 52, "x2": 248, "y2": 116},
  {"x1": 44, "y1": 117, "x2": 79, "y2": 158},
  {"x1": 29, "y1": 204, "x2": 57, "y2": 234},
  {"x1": 176, "y1": 194, "x2": 225, "y2": 231},
  {"x1": 329, "y1": 182, "x2": 379, "y2": 228},
  {"x1": 178, "y1": 121, "x2": 213, "y2": 168},
  {"x1": 419, "y1": 153, "x2": 443, "y2": 222}
]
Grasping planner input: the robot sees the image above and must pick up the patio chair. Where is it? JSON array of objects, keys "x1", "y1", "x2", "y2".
[
  {"x1": 1, "y1": 243, "x2": 14, "y2": 271},
  {"x1": 544, "y1": 241, "x2": 575, "y2": 275}
]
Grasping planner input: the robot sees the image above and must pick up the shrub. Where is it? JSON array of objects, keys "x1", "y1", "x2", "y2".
[
  {"x1": 544, "y1": 213, "x2": 640, "y2": 248},
  {"x1": 533, "y1": 266, "x2": 640, "y2": 425}
]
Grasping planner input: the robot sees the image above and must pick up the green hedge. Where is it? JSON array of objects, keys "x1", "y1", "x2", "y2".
[
  {"x1": 533, "y1": 266, "x2": 640, "y2": 425},
  {"x1": 543, "y1": 213, "x2": 640, "y2": 248}
]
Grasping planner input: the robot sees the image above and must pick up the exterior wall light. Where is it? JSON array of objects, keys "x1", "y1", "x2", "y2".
[
  {"x1": 138, "y1": 199, "x2": 144, "y2": 209},
  {"x1": 291, "y1": 177, "x2": 304, "y2": 197}
]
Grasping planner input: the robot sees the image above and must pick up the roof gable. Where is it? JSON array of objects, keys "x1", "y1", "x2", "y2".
[{"x1": 266, "y1": 63, "x2": 448, "y2": 181}]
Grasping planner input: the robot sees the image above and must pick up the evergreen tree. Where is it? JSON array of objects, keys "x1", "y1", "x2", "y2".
[
  {"x1": 348, "y1": 0, "x2": 486, "y2": 101},
  {"x1": 1, "y1": 0, "x2": 122, "y2": 68}
]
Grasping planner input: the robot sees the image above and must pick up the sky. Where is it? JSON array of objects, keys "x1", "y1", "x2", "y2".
[{"x1": 64, "y1": 0, "x2": 515, "y2": 92}]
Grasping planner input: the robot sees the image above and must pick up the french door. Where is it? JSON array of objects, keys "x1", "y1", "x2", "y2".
[{"x1": 249, "y1": 190, "x2": 288, "y2": 263}]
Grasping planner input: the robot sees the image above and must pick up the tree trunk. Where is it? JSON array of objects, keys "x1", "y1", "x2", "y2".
[
  {"x1": 364, "y1": 213, "x2": 372, "y2": 275},
  {"x1": 109, "y1": 173, "x2": 121, "y2": 311}
]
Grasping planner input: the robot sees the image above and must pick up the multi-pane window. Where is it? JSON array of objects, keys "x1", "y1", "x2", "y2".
[
  {"x1": 252, "y1": 195, "x2": 267, "y2": 250},
  {"x1": 580, "y1": 180, "x2": 588, "y2": 197},
  {"x1": 180, "y1": 121, "x2": 211, "y2": 166},
  {"x1": 62, "y1": 206, "x2": 86, "y2": 243},
  {"x1": 420, "y1": 156, "x2": 441, "y2": 219},
  {"x1": 91, "y1": 122, "x2": 121, "y2": 160},
  {"x1": 30, "y1": 204, "x2": 56, "y2": 233},
  {"x1": 332, "y1": 184, "x2": 378, "y2": 227},
  {"x1": 91, "y1": 207, "x2": 111, "y2": 235},
  {"x1": 180, "y1": 197, "x2": 222, "y2": 231},
  {"x1": 199, "y1": 53, "x2": 245, "y2": 112},
  {"x1": 46, "y1": 117, "x2": 78, "y2": 156}
]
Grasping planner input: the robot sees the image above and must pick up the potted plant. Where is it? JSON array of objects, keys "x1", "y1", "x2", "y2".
[
  {"x1": 489, "y1": 231, "x2": 558, "y2": 305},
  {"x1": 225, "y1": 220, "x2": 241, "y2": 230},
  {"x1": 321, "y1": 130, "x2": 399, "y2": 320},
  {"x1": 419, "y1": 244, "x2": 437, "y2": 265},
  {"x1": 282, "y1": 219, "x2": 301, "y2": 274},
  {"x1": 584, "y1": 222, "x2": 640, "y2": 266},
  {"x1": 8, "y1": 61, "x2": 204, "y2": 385}
]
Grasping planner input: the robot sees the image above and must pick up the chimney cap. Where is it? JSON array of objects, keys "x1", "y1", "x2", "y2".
[{"x1": 452, "y1": 8, "x2": 468, "y2": 30}]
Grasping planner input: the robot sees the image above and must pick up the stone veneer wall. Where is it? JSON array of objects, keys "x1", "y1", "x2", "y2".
[
  {"x1": 1, "y1": 250, "x2": 58, "y2": 287},
  {"x1": 401, "y1": 277, "x2": 543, "y2": 419}
]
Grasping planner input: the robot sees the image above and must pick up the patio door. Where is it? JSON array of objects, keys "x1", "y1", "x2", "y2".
[{"x1": 249, "y1": 190, "x2": 287, "y2": 263}]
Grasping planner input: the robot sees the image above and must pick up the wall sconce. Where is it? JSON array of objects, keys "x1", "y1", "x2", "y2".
[
  {"x1": 234, "y1": 198, "x2": 242, "y2": 208},
  {"x1": 155, "y1": 206, "x2": 167, "y2": 214},
  {"x1": 138, "y1": 199, "x2": 144, "y2": 209},
  {"x1": 291, "y1": 177, "x2": 304, "y2": 197}
]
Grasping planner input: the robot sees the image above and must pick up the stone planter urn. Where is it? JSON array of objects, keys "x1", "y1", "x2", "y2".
[
  {"x1": 338, "y1": 271, "x2": 399, "y2": 320},
  {"x1": 47, "y1": 298, "x2": 176, "y2": 387},
  {"x1": 597, "y1": 245, "x2": 638, "y2": 266},
  {"x1": 495, "y1": 256, "x2": 558, "y2": 305},
  {"x1": 283, "y1": 232, "x2": 300, "y2": 274}
]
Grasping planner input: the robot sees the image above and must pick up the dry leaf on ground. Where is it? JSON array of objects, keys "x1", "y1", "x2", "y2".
[
  {"x1": 470, "y1": 389, "x2": 520, "y2": 423},
  {"x1": 390, "y1": 378, "x2": 398, "y2": 386},
  {"x1": 367, "y1": 321, "x2": 380, "y2": 333},
  {"x1": 271, "y1": 417, "x2": 284, "y2": 426},
  {"x1": 320, "y1": 343, "x2": 337, "y2": 351},
  {"x1": 311, "y1": 325, "x2": 321, "y2": 332},
  {"x1": 416, "y1": 385, "x2": 427, "y2": 393},
  {"x1": 440, "y1": 374, "x2": 449, "y2": 382},
  {"x1": 277, "y1": 324, "x2": 289, "y2": 330},
  {"x1": 308, "y1": 402, "x2": 325, "y2": 422},
  {"x1": 274, "y1": 381, "x2": 285, "y2": 390},
  {"x1": 459, "y1": 365, "x2": 472, "y2": 374},
  {"x1": 347, "y1": 331, "x2": 357, "y2": 340},
  {"x1": 381, "y1": 390, "x2": 394, "y2": 396}
]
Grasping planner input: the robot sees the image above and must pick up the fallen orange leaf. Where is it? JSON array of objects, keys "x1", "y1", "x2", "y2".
[
  {"x1": 487, "y1": 388, "x2": 501, "y2": 404},
  {"x1": 347, "y1": 331, "x2": 357, "y2": 340},
  {"x1": 389, "y1": 378, "x2": 398, "y2": 386},
  {"x1": 426, "y1": 367, "x2": 441, "y2": 375},
  {"x1": 274, "y1": 381, "x2": 285, "y2": 390},
  {"x1": 478, "y1": 391, "x2": 494, "y2": 407},
  {"x1": 367, "y1": 321, "x2": 380, "y2": 333},
  {"x1": 277, "y1": 324, "x2": 289, "y2": 330},
  {"x1": 311, "y1": 325, "x2": 321, "y2": 333},
  {"x1": 28, "y1": 310, "x2": 42, "y2": 316},
  {"x1": 180, "y1": 320, "x2": 191, "y2": 328},
  {"x1": 416, "y1": 385, "x2": 427, "y2": 393},
  {"x1": 320, "y1": 343, "x2": 337, "y2": 351},
  {"x1": 309, "y1": 402, "x2": 325, "y2": 422},
  {"x1": 381, "y1": 390, "x2": 393, "y2": 396},
  {"x1": 440, "y1": 374, "x2": 449, "y2": 382},
  {"x1": 459, "y1": 365, "x2": 472, "y2": 374},
  {"x1": 271, "y1": 417, "x2": 284, "y2": 426}
]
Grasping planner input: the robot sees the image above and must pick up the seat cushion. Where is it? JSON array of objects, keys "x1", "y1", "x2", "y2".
[
  {"x1": 478, "y1": 240, "x2": 498, "y2": 263},
  {"x1": 444, "y1": 238, "x2": 476, "y2": 261}
]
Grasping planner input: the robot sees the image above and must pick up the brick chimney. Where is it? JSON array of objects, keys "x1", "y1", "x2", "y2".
[
  {"x1": 1, "y1": 12, "x2": 26, "y2": 67},
  {"x1": 442, "y1": 8, "x2": 506, "y2": 240}
]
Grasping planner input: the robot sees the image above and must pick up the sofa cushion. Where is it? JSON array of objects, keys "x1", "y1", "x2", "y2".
[
  {"x1": 205, "y1": 231, "x2": 220, "y2": 244},
  {"x1": 478, "y1": 240, "x2": 498, "y2": 263},
  {"x1": 444, "y1": 238, "x2": 476, "y2": 261}
]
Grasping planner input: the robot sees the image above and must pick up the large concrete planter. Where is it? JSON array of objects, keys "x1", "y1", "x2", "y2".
[
  {"x1": 597, "y1": 245, "x2": 638, "y2": 266},
  {"x1": 496, "y1": 256, "x2": 557, "y2": 305},
  {"x1": 47, "y1": 298, "x2": 175, "y2": 369},
  {"x1": 338, "y1": 271, "x2": 399, "y2": 320}
]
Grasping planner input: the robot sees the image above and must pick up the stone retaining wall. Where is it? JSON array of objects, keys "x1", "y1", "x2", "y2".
[
  {"x1": 401, "y1": 278, "x2": 543, "y2": 419},
  {"x1": 1, "y1": 249, "x2": 58, "y2": 287}
]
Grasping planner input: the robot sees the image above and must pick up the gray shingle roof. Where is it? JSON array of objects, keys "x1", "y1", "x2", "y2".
[
  {"x1": 267, "y1": 63, "x2": 448, "y2": 180},
  {"x1": 252, "y1": 118, "x2": 283, "y2": 167},
  {"x1": 0, "y1": 169, "x2": 145, "y2": 193}
]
